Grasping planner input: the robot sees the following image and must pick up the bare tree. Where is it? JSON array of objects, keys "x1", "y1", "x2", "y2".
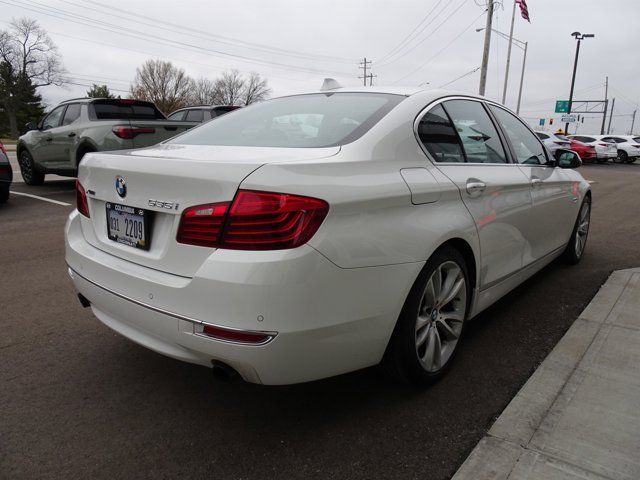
[
  {"x1": 211, "y1": 70, "x2": 245, "y2": 106},
  {"x1": 189, "y1": 77, "x2": 216, "y2": 105},
  {"x1": 0, "y1": 18, "x2": 65, "y2": 138},
  {"x1": 242, "y1": 72, "x2": 271, "y2": 105},
  {"x1": 130, "y1": 59, "x2": 193, "y2": 114}
]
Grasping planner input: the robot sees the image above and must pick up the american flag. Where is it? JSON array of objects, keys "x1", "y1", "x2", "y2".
[{"x1": 515, "y1": 0, "x2": 531, "y2": 22}]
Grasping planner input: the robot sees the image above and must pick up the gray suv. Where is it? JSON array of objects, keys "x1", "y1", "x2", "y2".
[{"x1": 17, "y1": 98, "x2": 197, "y2": 185}]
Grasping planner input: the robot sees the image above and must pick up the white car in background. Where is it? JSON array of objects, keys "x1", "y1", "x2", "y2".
[
  {"x1": 567, "y1": 135, "x2": 617, "y2": 163},
  {"x1": 65, "y1": 86, "x2": 591, "y2": 386},
  {"x1": 535, "y1": 131, "x2": 572, "y2": 156},
  {"x1": 596, "y1": 135, "x2": 640, "y2": 163}
]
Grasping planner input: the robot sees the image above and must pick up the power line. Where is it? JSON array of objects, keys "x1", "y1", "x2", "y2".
[
  {"x1": 438, "y1": 66, "x2": 481, "y2": 88},
  {"x1": 377, "y1": 0, "x2": 468, "y2": 69},
  {"x1": 64, "y1": 0, "x2": 354, "y2": 65},
  {"x1": 2, "y1": 0, "x2": 353, "y2": 77},
  {"x1": 376, "y1": 0, "x2": 445, "y2": 64},
  {"x1": 392, "y1": 10, "x2": 485, "y2": 85}
]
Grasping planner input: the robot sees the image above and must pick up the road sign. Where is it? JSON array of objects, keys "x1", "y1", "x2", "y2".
[
  {"x1": 561, "y1": 114, "x2": 577, "y2": 123},
  {"x1": 555, "y1": 100, "x2": 570, "y2": 113},
  {"x1": 539, "y1": 118, "x2": 545, "y2": 126}
]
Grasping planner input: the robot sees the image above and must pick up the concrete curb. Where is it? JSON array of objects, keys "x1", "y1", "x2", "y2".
[{"x1": 452, "y1": 267, "x2": 640, "y2": 480}]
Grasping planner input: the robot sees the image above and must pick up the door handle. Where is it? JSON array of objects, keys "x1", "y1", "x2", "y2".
[
  {"x1": 68, "y1": 132, "x2": 76, "y2": 137},
  {"x1": 531, "y1": 178, "x2": 543, "y2": 187},
  {"x1": 466, "y1": 179, "x2": 486, "y2": 196}
]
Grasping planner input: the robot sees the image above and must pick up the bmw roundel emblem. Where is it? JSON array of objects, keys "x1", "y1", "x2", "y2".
[{"x1": 115, "y1": 176, "x2": 127, "y2": 198}]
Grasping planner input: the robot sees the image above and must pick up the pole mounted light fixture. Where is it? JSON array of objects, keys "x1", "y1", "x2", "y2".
[{"x1": 565, "y1": 32, "x2": 595, "y2": 134}]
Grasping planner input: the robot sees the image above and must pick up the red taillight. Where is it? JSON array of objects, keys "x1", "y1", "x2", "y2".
[
  {"x1": 176, "y1": 190, "x2": 329, "y2": 250},
  {"x1": 598, "y1": 143, "x2": 611, "y2": 147},
  {"x1": 112, "y1": 126, "x2": 156, "y2": 139},
  {"x1": 201, "y1": 324, "x2": 271, "y2": 344},
  {"x1": 0, "y1": 142, "x2": 6, "y2": 156},
  {"x1": 554, "y1": 141, "x2": 570, "y2": 145},
  {"x1": 176, "y1": 202, "x2": 230, "y2": 247},
  {"x1": 76, "y1": 180, "x2": 90, "y2": 218}
]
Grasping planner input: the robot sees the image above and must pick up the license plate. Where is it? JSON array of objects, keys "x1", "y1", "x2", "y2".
[{"x1": 106, "y1": 202, "x2": 150, "y2": 250}]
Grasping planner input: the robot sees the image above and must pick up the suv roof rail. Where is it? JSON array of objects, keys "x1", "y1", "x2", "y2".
[{"x1": 60, "y1": 97, "x2": 94, "y2": 104}]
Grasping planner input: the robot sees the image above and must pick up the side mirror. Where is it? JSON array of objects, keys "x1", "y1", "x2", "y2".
[
  {"x1": 555, "y1": 149, "x2": 582, "y2": 169},
  {"x1": 25, "y1": 121, "x2": 38, "y2": 132}
]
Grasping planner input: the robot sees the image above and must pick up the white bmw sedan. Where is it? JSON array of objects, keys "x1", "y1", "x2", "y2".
[{"x1": 65, "y1": 86, "x2": 591, "y2": 385}]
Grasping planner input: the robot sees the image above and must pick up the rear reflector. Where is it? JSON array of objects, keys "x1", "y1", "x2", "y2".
[
  {"x1": 176, "y1": 190, "x2": 329, "y2": 250},
  {"x1": 76, "y1": 180, "x2": 90, "y2": 218},
  {"x1": 201, "y1": 324, "x2": 271, "y2": 344},
  {"x1": 112, "y1": 126, "x2": 156, "y2": 139}
]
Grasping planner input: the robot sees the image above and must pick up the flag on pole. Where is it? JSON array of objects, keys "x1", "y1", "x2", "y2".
[{"x1": 515, "y1": 0, "x2": 531, "y2": 22}]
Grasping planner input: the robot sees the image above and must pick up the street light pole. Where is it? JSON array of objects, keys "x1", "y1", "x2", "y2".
[{"x1": 565, "y1": 32, "x2": 594, "y2": 135}]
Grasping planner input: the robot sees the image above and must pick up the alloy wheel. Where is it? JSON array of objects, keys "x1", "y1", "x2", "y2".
[
  {"x1": 415, "y1": 261, "x2": 467, "y2": 373},
  {"x1": 19, "y1": 152, "x2": 34, "y2": 183},
  {"x1": 575, "y1": 200, "x2": 591, "y2": 258}
]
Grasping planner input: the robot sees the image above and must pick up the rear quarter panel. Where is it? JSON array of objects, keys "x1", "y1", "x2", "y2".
[{"x1": 239, "y1": 96, "x2": 480, "y2": 274}]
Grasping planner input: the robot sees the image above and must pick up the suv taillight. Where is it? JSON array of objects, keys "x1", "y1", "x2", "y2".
[
  {"x1": 112, "y1": 126, "x2": 155, "y2": 139},
  {"x1": 176, "y1": 190, "x2": 329, "y2": 250},
  {"x1": 76, "y1": 180, "x2": 90, "y2": 218}
]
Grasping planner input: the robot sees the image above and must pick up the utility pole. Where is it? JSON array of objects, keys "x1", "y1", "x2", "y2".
[
  {"x1": 478, "y1": 0, "x2": 494, "y2": 96},
  {"x1": 515, "y1": 41, "x2": 528, "y2": 114},
  {"x1": 367, "y1": 73, "x2": 377, "y2": 86},
  {"x1": 566, "y1": 32, "x2": 594, "y2": 135},
  {"x1": 359, "y1": 58, "x2": 372, "y2": 87},
  {"x1": 607, "y1": 98, "x2": 615, "y2": 134},
  {"x1": 502, "y1": 0, "x2": 516, "y2": 104},
  {"x1": 600, "y1": 76, "x2": 608, "y2": 135},
  {"x1": 630, "y1": 110, "x2": 636, "y2": 135}
]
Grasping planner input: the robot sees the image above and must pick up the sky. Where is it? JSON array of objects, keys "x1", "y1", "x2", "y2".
[{"x1": 1, "y1": 0, "x2": 639, "y2": 134}]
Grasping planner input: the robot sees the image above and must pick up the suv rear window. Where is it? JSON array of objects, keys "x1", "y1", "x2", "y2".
[
  {"x1": 91, "y1": 100, "x2": 165, "y2": 120},
  {"x1": 168, "y1": 93, "x2": 404, "y2": 148}
]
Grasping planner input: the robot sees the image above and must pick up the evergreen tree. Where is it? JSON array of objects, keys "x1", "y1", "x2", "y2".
[{"x1": 86, "y1": 84, "x2": 114, "y2": 99}]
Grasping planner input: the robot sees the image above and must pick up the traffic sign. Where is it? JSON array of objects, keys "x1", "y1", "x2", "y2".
[
  {"x1": 555, "y1": 100, "x2": 570, "y2": 113},
  {"x1": 561, "y1": 114, "x2": 577, "y2": 123}
]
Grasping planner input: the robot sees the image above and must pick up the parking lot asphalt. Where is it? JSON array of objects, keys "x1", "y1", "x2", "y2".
[{"x1": 2, "y1": 163, "x2": 640, "y2": 480}]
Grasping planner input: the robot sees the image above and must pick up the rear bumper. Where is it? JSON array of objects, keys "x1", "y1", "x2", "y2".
[{"x1": 65, "y1": 211, "x2": 422, "y2": 384}]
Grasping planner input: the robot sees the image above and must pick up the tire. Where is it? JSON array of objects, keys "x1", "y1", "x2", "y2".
[
  {"x1": 0, "y1": 185, "x2": 8, "y2": 204},
  {"x1": 383, "y1": 246, "x2": 470, "y2": 386},
  {"x1": 614, "y1": 150, "x2": 627, "y2": 164},
  {"x1": 18, "y1": 150, "x2": 45, "y2": 185},
  {"x1": 628, "y1": 157, "x2": 637, "y2": 164},
  {"x1": 563, "y1": 195, "x2": 591, "y2": 265}
]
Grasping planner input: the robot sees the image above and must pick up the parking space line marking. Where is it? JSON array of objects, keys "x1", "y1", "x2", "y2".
[{"x1": 9, "y1": 191, "x2": 72, "y2": 206}]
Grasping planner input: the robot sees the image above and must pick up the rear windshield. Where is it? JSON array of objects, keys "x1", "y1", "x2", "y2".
[
  {"x1": 634, "y1": 137, "x2": 640, "y2": 143},
  {"x1": 168, "y1": 93, "x2": 405, "y2": 148},
  {"x1": 91, "y1": 100, "x2": 165, "y2": 120}
]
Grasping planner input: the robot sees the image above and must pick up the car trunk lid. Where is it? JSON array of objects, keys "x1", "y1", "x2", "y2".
[{"x1": 77, "y1": 144, "x2": 339, "y2": 277}]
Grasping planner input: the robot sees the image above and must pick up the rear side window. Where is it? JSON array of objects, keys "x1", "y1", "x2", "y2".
[
  {"x1": 573, "y1": 136, "x2": 595, "y2": 143},
  {"x1": 91, "y1": 100, "x2": 165, "y2": 120},
  {"x1": 442, "y1": 100, "x2": 507, "y2": 164},
  {"x1": 185, "y1": 109, "x2": 204, "y2": 122},
  {"x1": 490, "y1": 106, "x2": 547, "y2": 165},
  {"x1": 212, "y1": 106, "x2": 241, "y2": 117},
  {"x1": 62, "y1": 104, "x2": 82, "y2": 126},
  {"x1": 536, "y1": 132, "x2": 549, "y2": 140},
  {"x1": 168, "y1": 93, "x2": 404, "y2": 148},
  {"x1": 417, "y1": 104, "x2": 464, "y2": 163},
  {"x1": 168, "y1": 111, "x2": 186, "y2": 120},
  {"x1": 634, "y1": 137, "x2": 640, "y2": 143},
  {"x1": 610, "y1": 137, "x2": 626, "y2": 143}
]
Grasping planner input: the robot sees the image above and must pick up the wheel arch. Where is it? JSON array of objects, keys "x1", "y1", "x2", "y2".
[
  {"x1": 436, "y1": 237, "x2": 478, "y2": 296},
  {"x1": 75, "y1": 139, "x2": 98, "y2": 167}
]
